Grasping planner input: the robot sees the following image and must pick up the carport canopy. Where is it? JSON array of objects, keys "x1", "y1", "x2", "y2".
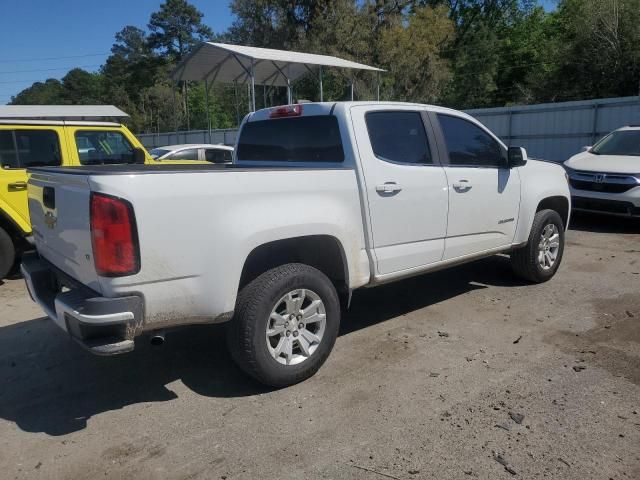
[
  {"x1": 172, "y1": 42, "x2": 385, "y2": 110},
  {"x1": 173, "y1": 42, "x2": 383, "y2": 86}
]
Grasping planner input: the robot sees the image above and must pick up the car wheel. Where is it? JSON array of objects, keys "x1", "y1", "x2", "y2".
[
  {"x1": 227, "y1": 263, "x2": 340, "y2": 387},
  {"x1": 0, "y1": 227, "x2": 15, "y2": 280},
  {"x1": 510, "y1": 209, "x2": 565, "y2": 283}
]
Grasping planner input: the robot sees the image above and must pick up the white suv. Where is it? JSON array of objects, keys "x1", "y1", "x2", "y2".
[{"x1": 564, "y1": 126, "x2": 640, "y2": 217}]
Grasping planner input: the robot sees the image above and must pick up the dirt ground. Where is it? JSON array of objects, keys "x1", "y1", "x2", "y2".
[{"x1": 0, "y1": 212, "x2": 638, "y2": 480}]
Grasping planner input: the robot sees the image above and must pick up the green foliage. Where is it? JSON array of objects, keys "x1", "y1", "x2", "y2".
[
  {"x1": 148, "y1": 0, "x2": 213, "y2": 60},
  {"x1": 379, "y1": 5, "x2": 453, "y2": 103},
  {"x1": 9, "y1": 0, "x2": 640, "y2": 133},
  {"x1": 11, "y1": 69, "x2": 103, "y2": 105}
]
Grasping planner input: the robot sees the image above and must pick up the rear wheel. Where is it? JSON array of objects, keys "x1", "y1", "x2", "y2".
[
  {"x1": 227, "y1": 263, "x2": 340, "y2": 387},
  {"x1": 0, "y1": 227, "x2": 15, "y2": 280},
  {"x1": 510, "y1": 209, "x2": 565, "y2": 283}
]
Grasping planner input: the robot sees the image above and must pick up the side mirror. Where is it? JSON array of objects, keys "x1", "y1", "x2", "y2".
[
  {"x1": 581, "y1": 145, "x2": 592, "y2": 152},
  {"x1": 133, "y1": 148, "x2": 147, "y2": 164},
  {"x1": 508, "y1": 146, "x2": 528, "y2": 168}
]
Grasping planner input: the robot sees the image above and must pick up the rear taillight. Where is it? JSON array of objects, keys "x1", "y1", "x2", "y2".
[
  {"x1": 269, "y1": 104, "x2": 303, "y2": 118},
  {"x1": 90, "y1": 193, "x2": 140, "y2": 277}
]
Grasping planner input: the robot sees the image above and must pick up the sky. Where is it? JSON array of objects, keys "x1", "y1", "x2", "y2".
[
  {"x1": 0, "y1": 0, "x2": 234, "y2": 104},
  {"x1": 0, "y1": 0, "x2": 557, "y2": 105}
]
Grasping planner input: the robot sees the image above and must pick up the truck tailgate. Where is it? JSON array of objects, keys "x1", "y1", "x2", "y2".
[{"x1": 28, "y1": 171, "x2": 101, "y2": 293}]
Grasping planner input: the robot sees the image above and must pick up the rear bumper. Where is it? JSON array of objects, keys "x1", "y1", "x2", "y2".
[{"x1": 21, "y1": 253, "x2": 143, "y2": 355}]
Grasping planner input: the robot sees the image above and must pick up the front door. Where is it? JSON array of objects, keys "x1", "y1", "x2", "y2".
[
  {"x1": 351, "y1": 106, "x2": 449, "y2": 275},
  {"x1": 0, "y1": 127, "x2": 64, "y2": 233},
  {"x1": 431, "y1": 113, "x2": 521, "y2": 260}
]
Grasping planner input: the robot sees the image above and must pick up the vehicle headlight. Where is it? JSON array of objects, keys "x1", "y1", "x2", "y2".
[{"x1": 563, "y1": 165, "x2": 573, "y2": 182}]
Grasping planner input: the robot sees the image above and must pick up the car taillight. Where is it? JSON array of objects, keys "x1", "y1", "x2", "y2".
[
  {"x1": 90, "y1": 193, "x2": 140, "y2": 276},
  {"x1": 269, "y1": 104, "x2": 302, "y2": 118}
]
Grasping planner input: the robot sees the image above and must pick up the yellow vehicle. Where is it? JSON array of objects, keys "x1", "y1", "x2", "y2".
[{"x1": 0, "y1": 105, "x2": 155, "y2": 278}]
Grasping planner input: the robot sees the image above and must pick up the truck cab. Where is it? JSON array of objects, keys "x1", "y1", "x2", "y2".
[{"x1": 0, "y1": 105, "x2": 153, "y2": 279}]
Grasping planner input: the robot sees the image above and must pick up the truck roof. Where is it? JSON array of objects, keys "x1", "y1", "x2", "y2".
[
  {"x1": 0, "y1": 105, "x2": 129, "y2": 120},
  {"x1": 0, "y1": 105, "x2": 128, "y2": 126},
  {"x1": 0, "y1": 119, "x2": 124, "y2": 127},
  {"x1": 246, "y1": 101, "x2": 470, "y2": 122}
]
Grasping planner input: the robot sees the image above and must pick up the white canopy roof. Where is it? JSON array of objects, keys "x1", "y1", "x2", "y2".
[
  {"x1": 172, "y1": 42, "x2": 384, "y2": 86},
  {"x1": 0, "y1": 105, "x2": 129, "y2": 119}
]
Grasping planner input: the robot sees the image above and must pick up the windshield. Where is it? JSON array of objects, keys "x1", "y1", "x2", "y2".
[
  {"x1": 149, "y1": 148, "x2": 170, "y2": 159},
  {"x1": 591, "y1": 130, "x2": 640, "y2": 156}
]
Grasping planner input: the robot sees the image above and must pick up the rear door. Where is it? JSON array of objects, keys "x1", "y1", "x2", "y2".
[
  {"x1": 431, "y1": 113, "x2": 521, "y2": 260},
  {"x1": 351, "y1": 106, "x2": 449, "y2": 275},
  {"x1": 0, "y1": 126, "x2": 66, "y2": 233}
]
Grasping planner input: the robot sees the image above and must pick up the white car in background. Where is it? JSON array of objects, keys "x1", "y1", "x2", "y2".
[
  {"x1": 149, "y1": 144, "x2": 234, "y2": 163},
  {"x1": 564, "y1": 126, "x2": 640, "y2": 217}
]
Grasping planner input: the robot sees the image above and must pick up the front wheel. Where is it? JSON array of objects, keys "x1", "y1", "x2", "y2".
[
  {"x1": 510, "y1": 209, "x2": 565, "y2": 283},
  {"x1": 227, "y1": 263, "x2": 340, "y2": 387}
]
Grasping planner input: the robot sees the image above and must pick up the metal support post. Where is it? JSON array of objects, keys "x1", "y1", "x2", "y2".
[
  {"x1": 204, "y1": 79, "x2": 211, "y2": 142},
  {"x1": 250, "y1": 60, "x2": 256, "y2": 112},
  {"x1": 234, "y1": 81, "x2": 240, "y2": 126}
]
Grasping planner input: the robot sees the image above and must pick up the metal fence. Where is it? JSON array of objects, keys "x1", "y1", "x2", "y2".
[
  {"x1": 136, "y1": 96, "x2": 640, "y2": 162},
  {"x1": 467, "y1": 96, "x2": 640, "y2": 162},
  {"x1": 136, "y1": 128, "x2": 238, "y2": 149}
]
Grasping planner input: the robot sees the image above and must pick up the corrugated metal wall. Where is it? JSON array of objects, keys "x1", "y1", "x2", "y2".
[
  {"x1": 467, "y1": 96, "x2": 640, "y2": 162},
  {"x1": 136, "y1": 96, "x2": 640, "y2": 162},
  {"x1": 137, "y1": 128, "x2": 238, "y2": 149}
]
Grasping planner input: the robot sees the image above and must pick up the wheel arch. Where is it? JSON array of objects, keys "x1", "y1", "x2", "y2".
[
  {"x1": 536, "y1": 196, "x2": 570, "y2": 230},
  {"x1": 239, "y1": 235, "x2": 350, "y2": 307},
  {"x1": 0, "y1": 208, "x2": 28, "y2": 242}
]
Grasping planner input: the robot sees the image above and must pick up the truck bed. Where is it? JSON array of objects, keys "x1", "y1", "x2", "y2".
[{"x1": 27, "y1": 164, "x2": 370, "y2": 331}]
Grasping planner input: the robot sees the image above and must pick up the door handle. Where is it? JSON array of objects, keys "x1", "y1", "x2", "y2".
[
  {"x1": 8, "y1": 181, "x2": 27, "y2": 191},
  {"x1": 452, "y1": 180, "x2": 472, "y2": 192},
  {"x1": 376, "y1": 182, "x2": 402, "y2": 194}
]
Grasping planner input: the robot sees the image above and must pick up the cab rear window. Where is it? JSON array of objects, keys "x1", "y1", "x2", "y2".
[
  {"x1": 75, "y1": 131, "x2": 136, "y2": 165},
  {"x1": 236, "y1": 116, "x2": 344, "y2": 163}
]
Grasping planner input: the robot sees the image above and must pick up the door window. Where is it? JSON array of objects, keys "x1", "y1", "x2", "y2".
[
  {"x1": 205, "y1": 148, "x2": 232, "y2": 163},
  {"x1": 169, "y1": 148, "x2": 199, "y2": 160},
  {"x1": 75, "y1": 131, "x2": 136, "y2": 165},
  {"x1": 437, "y1": 114, "x2": 504, "y2": 167},
  {"x1": 365, "y1": 111, "x2": 432, "y2": 165},
  {"x1": 0, "y1": 130, "x2": 61, "y2": 169}
]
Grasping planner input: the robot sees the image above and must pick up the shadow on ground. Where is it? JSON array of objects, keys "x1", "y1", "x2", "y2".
[
  {"x1": 569, "y1": 211, "x2": 640, "y2": 234},
  {"x1": 0, "y1": 255, "x2": 522, "y2": 436}
]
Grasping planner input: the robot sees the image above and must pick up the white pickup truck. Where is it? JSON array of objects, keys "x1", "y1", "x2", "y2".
[{"x1": 22, "y1": 102, "x2": 570, "y2": 387}]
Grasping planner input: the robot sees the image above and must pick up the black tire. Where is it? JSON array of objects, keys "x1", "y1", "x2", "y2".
[
  {"x1": 0, "y1": 227, "x2": 15, "y2": 280},
  {"x1": 510, "y1": 209, "x2": 565, "y2": 283},
  {"x1": 227, "y1": 263, "x2": 340, "y2": 387}
]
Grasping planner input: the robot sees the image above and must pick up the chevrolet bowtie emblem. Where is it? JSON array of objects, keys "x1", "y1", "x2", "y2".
[{"x1": 44, "y1": 211, "x2": 57, "y2": 229}]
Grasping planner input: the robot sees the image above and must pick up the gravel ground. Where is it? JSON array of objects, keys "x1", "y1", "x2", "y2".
[{"x1": 0, "y1": 212, "x2": 638, "y2": 480}]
